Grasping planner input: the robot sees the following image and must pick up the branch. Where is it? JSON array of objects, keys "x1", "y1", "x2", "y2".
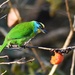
[
  {"x1": 0, "y1": 0, "x2": 9, "y2": 20},
  {"x1": 0, "y1": 0, "x2": 9, "y2": 8},
  {"x1": 0, "y1": 57, "x2": 35, "y2": 65},
  {"x1": 70, "y1": 16, "x2": 75, "y2": 75},
  {"x1": 29, "y1": 42, "x2": 46, "y2": 73},
  {"x1": 0, "y1": 27, "x2": 7, "y2": 36},
  {"x1": 0, "y1": 14, "x2": 7, "y2": 20},
  {"x1": 1, "y1": 70, "x2": 7, "y2": 75},
  {"x1": 70, "y1": 50, "x2": 75, "y2": 75},
  {"x1": 5, "y1": 45, "x2": 75, "y2": 54},
  {"x1": 48, "y1": 0, "x2": 74, "y2": 75},
  {"x1": 65, "y1": 0, "x2": 73, "y2": 30},
  {"x1": 0, "y1": 55, "x2": 8, "y2": 58}
]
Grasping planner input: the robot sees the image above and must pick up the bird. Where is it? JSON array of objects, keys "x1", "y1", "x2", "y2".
[{"x1": 0, "y1": 21, "x2": 46, "y2": 52}]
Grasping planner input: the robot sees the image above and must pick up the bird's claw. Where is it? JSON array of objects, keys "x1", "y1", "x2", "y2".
[{"x1": 7, "y1": 44, "x2": 12, "y2": 48}]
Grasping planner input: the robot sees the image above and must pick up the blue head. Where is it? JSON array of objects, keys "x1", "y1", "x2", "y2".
[{"x1": 33, "y1": 21, "x2": 46, "y2": 34}]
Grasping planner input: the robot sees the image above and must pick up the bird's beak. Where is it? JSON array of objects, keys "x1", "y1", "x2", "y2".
[{"x1": 40, "y1": 28, "x2": 47, "y2": 34}]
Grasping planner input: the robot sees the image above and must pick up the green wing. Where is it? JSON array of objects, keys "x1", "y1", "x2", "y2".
[{"x1": 6, "y1": 21, "x2": 34, "y2": 39}]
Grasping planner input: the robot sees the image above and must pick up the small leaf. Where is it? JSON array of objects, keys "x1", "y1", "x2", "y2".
[{"x1": 7, "y1": 8, "x2": 20, "y2": 27}]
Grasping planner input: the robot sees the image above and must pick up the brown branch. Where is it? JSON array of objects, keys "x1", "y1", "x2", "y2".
[
  {"x1": 0, "y1": 0, "x2": 9, "y2": 20},
  {"x1": 65, "y1": 0, "x2": 73, "y2": 30},
  {"x1": 0, "y1": 55, "x2": 8, "y2": 58},
  {"x1": 0, "y1": 57, "x2": 35, "y2": 65},
  {"x1": 0, "y1": 0, "x2": 9, "y2": 8},
  {"x1": 70, "y1": 50, "x2": 75, "y2": 75},
  {"x1": 48, "y1": 0, "x2": 74, "y2": 75},
  {"x1": 48, "y1": 24, "x2": 74, "y2": 75},
  {"x1": 63, "y1": 30, "x2": 73, "y2": 48},
  {"x1": 0, "y1": 14, "x2": 7, "y2": 20},
  {"x1": 29, "y1": 42, "x2": 46, "y2": 73},
  {"x1": 1, "y1": 70, "x2": 7, "y2": 75},
  {"x1": 70, "y1": 16, "x2": 75, "y2": 75}
]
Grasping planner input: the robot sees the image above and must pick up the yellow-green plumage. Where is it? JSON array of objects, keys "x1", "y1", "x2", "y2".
[{"x1": 0, "y1": 21, "x2": 46, "y2": 52}]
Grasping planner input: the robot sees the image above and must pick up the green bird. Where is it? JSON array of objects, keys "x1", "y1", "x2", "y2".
[{"x1": 0, "y1": 21, "x2": 46, "y2": 52}]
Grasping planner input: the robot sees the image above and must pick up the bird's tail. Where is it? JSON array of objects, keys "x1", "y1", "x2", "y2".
[{"x1": 0, "y1": 39, "x2": 7, "y2": 52}]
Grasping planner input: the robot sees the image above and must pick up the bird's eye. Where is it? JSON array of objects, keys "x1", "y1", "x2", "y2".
[
  {"x1": 39, "y1": 22, "x2": 45, "y2": 29},
  {"x1": 36, "y1": 21, "x2": 45, "y2": 29}
]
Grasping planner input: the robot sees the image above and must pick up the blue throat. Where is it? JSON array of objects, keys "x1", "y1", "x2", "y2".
[{"x1": 33, "y1": 21, "x2": 40, "y2": 33}]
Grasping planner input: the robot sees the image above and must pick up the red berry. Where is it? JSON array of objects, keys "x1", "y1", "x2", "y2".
[{"x1": 50, "y1": 52, "x2": 64, "y2": 64}]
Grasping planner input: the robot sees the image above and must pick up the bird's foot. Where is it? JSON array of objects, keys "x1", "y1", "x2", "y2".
[
  {"x1": 12, "y1": 45, "x2": 18, "y2": 48},
  {"x1": 7, "y1": 44, "x2": 13, "y2": 48},
  {"x1": 7, "y1": 44, "x2": 18, "y2": 48}
]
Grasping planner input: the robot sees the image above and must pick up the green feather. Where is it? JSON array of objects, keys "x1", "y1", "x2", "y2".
[
  {"x1": 0, "y1": 21, "x2": 36, "y2": 52},
  {"x1": 0, "y1": 21, "x2": 45, "y2": 52},
  {"x1": 7, "y1": 21, "x2": 34, "y2": 39}
]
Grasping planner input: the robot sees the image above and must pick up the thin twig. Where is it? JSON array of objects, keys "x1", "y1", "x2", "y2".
[
  {"x1": 16, "y1": 57, "x2": 25, "y2": 62},
  {"x1": 0, "y1": 57, "x2": 35, "y2": 65},
  {"x1": 0, "y1": 27, "x2": 7, "y2": 36},
  {"x1": 63, "y1": 30, "x2": 73, "y2": 48},
  {"x1": 29, "y1": 42, "x2": 46, "y2": 73},
  {"x1": 0, "y1": 55, "x2": 8, "y2": 59},
  {"x1": 48, "y1": 0, "x2": 74, "y2": 75},
  {"x1": 5, "y1": 45, "x2": 75, "y2": 54},
  {"x1": 65, "y1": 0, "x2": 73, "y2": 30},
  {"x1": 0, "y1": 14, "x2": 7, "y2": 20},
  {"x1": 1, "y1": 70, "x2": 7, "y2": 75},
  {"x1": 70, "y1": 50, "x2": 75, "y2": 75},
  {"x1": 73, "y1": 16, "x2": 75, "y2": 31},
  {"x1": 0, "y1": 0, "x2": 9, "y2": 8},
  {"x1": 25, "y1": 45, "x2": 75, "y2": 53},
  {"x1": 70, "y1": 16, "x2": 75, "y2": 75},
  {"x1": 52, "y1": 30, "x2": 73, "y2": 75},
  {"x1": 48, "y1": 23, "x2": 73, "y2": 75}
]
